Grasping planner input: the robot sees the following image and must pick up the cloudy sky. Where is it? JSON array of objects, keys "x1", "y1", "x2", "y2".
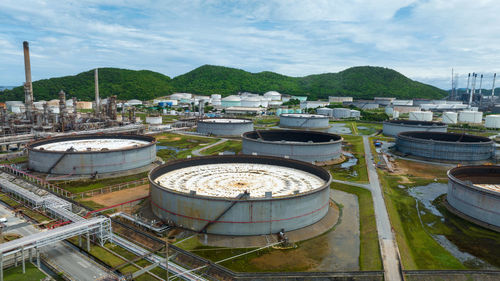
[{"x1": 1, "y1": 0, "x2": 499, "y2": 89}]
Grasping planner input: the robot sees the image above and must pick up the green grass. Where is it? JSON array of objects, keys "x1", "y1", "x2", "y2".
[
  {"x1": 329, "y1": 135, "x2": 368, "y2": 183},
  {"x1": 378, "y1": 172, "x2": 465, "y2": 270},
  {"x1": 4, "y1": 263, "x2": 47, "y2": 281},
  {"x1": 201, "y1": 140, "x2": 242, "y2": 155},
  {"x1": 155, "y1": 132, "x2": 219, "y2": 160},
  {"x1": 56, "y1": 172, "x2": 148, "y2": 193},
  {"x1": 330, "y1": 183, "x2": 382, "y2": 270},
  {"x1": 0, "y1": 156, "x2": 27, "y2": 164}
]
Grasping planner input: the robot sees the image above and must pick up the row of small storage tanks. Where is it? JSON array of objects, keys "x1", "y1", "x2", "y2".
[
  {"x1": 385, "y1": 108, "x2": 500, "y2": 128},
  {"x1": 316, "y1": 107, "x2": 361, "y2": 119}
]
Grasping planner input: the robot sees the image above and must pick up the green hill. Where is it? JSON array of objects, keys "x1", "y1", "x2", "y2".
[
  {"x1": 0, "y1": 65, "x2": 447, "y2": 101},
  {"x1": 172, "y1": 65, "x2": 447, "y2": 100},
  {"x1": 0, "y1": 68, "x2": 172, "y2": 101}
]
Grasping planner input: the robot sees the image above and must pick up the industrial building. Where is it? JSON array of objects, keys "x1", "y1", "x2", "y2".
[
  {"x1": 27, "y1": 134, "x2": 156, "y2": 175},
  {"x1": 382, "y1": 120, "x2": 447, "y2": 137},
  {"x1": 279, "y1": 114, "x2": 329, "y2": 129},
  {"x1": 447, "y1": 165, "x2": 500, "y2": 231},
  {"x1": 149, "y1": 155, "x2": 332, "y2": 235},
  {"x1": 395, "y1": 131, "x2": 494, "y2": 161},
  {"x1": 242, "y1": 130, "x2": 342, "y2": 163},
  {"x1": 197, "y1": 118, "x2": 254, "y2": 136}
]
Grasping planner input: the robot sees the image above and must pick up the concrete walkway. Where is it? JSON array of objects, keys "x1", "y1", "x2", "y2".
[
  {"x1": 362, "y1": 136, "x2": 403, "y2": 281},
  {"x1": 191, "y1": 138, "x2": 228, "y2": 156}
]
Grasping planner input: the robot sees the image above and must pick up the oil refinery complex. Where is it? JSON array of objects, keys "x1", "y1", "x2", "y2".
[{"x1": 0, "y1": 41, "x2": 499, "y2": 281}]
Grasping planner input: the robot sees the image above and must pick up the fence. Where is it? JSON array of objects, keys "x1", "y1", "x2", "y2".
[
  {"x1": 0, "y1": 164, "x2": 72, "y2": 198},
  {"x1": 75, "y1": 178, "x2": 149, "y2": 199}
]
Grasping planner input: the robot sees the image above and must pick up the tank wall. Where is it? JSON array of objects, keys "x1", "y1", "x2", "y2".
[
  {"x1": 279, "y1": 116, "x2": 329, "y2": 128},
  {"x1": 197, "y1": 121, "x2": 253, "y2": 136},
  {"x1": 29, "y1": 144, "x2": 156, "y2": 174},
  {"x1": 447, "y1": 179, "x2": 500, "y2": 228},
  {"x1": 383, "y1": 122, "x2": 447, "y2": 137},
  {"x1": 150, "y1": 184, "x2": 330, "y2": 235},
  {"x1": 242, "y1": 138, "x2": 341, "y2": 162},
  {"x1": 396, "y1": 136, "x2": 493, "y2": 161}
]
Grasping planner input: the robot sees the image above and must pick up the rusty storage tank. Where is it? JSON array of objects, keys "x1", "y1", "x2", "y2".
[
  {"x1": 279, "y1": 114, "x2": 329, "y2": 129},
  {"x1": 149, "y1": 155, "x2": 332, "y2": 235},
  {"x1": 197, "y1": 118, "x2": 254, "y2": 136},
  {"x1": 447, "y1": 165, "x2": 500, "y2": 230},
  {"x1": 382, "y1": 120, "x2": 447, "y2": 137},
  {"x1": 27, "y1": 134, "x2": 156, "y2": 175},
  {"x1": 396, "y1": 131, "x2": 494, "y2": 161},
  {"x1": 242, "y1": 130, "x2": 342, "y2": 163}
]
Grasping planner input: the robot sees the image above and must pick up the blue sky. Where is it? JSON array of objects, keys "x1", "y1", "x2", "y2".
[{"x1": 1, "y1": 0, "x2": 499, "y2": 89}]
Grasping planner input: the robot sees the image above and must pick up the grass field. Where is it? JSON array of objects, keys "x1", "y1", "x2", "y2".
[
  {"x1": 4, "y1": 263, "x2": 47, "y2": 281},
  {"x1": 379, "y1": 172, "x2": 465, "y2": 270},
  {"x1": 0, "y1": 156, "x2": 27, "y2": 164},
  {"x1": 56, "y1": 172, "x2": 148, "y2": 193},
  {"x1": 201, "y1": 140, "x2": 242, "y2": 155},
  {"x1": 330, "y1": 183, "x2": 382, "y2": 270},
  {"x1": 330, "y1": 135, "x2": 368, "y2": 183},
  {"x1": 155, "y1": 132, "x2": 219, "y2": 160}
]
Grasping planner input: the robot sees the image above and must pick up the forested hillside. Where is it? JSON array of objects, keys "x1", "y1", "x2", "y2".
[{"x1": 0, "y1": 65, "x2": 447, "y2": 101}]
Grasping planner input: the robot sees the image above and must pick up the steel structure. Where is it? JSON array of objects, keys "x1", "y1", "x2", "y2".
[
  {"x1": 196, "y1": 118, "x2": 254, "y2": 136},
  {"x1": 242, "y1": 130, "x2": 342, "y2": 163},
  {"x1": 447, "y1": 165, "x2": 500, "y2": 230},
  {"x1": 382, "y1": 120, "x2": 447, "y2": 137},
  {"x1": 279, "y1": 114, "x2": 329, "y2": 129},
  {"x1": 27, "y1": 134, "x2": 156, "y2": 175},
  {"x1": 396, "y1": 131, "x2": 494, "y2": 161},
  {"x1": 149, "y1": 155, "x2": 332, "y2": 236},
  {"x1": 0, "y1": 171, "x2": 112, "y2": 280}
]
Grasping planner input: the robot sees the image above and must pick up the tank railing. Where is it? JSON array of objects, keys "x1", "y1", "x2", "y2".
[
  {"x1": 110, "y1": 212, "x2": 170, "y2": 234},
  {"x1": 0, "y1": 164, "x2": 72, "y2": 198}
]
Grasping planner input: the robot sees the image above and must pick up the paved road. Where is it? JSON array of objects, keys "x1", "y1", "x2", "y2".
[
  {"x1": 191, "y1": 138, "x2": 228, "y2": 156},
  {"x1": 362, "y1": 136, "x2": 403, "y2": 281},
  {"x1": 0, "y1": 204, "x2": 111, "y2": 281}
]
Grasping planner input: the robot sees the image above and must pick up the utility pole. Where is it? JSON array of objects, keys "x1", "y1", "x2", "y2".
[{"x1": 166, "y1": 239, "x2": 169, "y2": 281}]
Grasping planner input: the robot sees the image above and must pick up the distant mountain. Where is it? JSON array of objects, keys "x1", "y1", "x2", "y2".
[
  {"x1": 171, "y1": 65, "x2": 447, "y2": 100},
  {"x1": 0, "y1": 65, "x2": 447, "y2": 102},
  {"x1": 0, "y1": 68, "x2": 172, "y2": 102},
  {"x1": 0, "y1": 86, "x2": 14, "y2": 91}
]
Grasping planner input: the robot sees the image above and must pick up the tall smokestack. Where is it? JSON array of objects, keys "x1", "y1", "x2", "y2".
[
  {"x1": 465, "y1": 73, "x2": 471, "y2": 96},
  {"x1": 492, "y1": 73, "x2": 497, "y2": 98},
  {"x1": 23, "y1": 41, "x2": 34, "y2": 120},
  {"x1": 469, "y1": 73, "x2": 477, "y2": 106},
  {"x1": 479, "y1": 74, "x2": 483, "y2": 107},
  {"x1": 94, "y1": 68, "x2": 100, "y2": 117}
]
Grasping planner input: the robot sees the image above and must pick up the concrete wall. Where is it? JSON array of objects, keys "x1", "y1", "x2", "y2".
[
  {"x1": 149, "y1": 155, "x2": 331, "y2": 236},
  {"x1": 279, "y1": 115, "x2": 329, "y2": 129},
  {"x1": 447, "y1": 167, "x2": 500, "y2": 229},
  {"x1": 197, "y1": 120, "x2": 253, "y2": 136},
  {"x1": 396, "y1": 134, "x2": 494, "y2": 161},
  {"x1": 383, "y1": 121, "x2": 447, "y2": 137}
]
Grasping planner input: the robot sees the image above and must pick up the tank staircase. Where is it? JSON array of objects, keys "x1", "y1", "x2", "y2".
[
  {"x1": 47, "y1": 147, "x2": 74, "y2": 174},
  {"x1": 199, "y1": 191, "x2": 249, "y2": 233}
]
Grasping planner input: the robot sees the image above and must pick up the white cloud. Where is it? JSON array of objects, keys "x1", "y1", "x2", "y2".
[{"x1": 0, "y1": 0, "x2": 499, "y2": 89}]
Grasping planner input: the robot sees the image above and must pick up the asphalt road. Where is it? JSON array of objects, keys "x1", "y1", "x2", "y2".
[
  {"x1": 362, "y1": 136, "x2": 403, "y2": 281},
  {"x1": 0, "y1": 203, "x2": 112, "y2": 281},
  {"x1": 191, "y1": 138, "x2": 228, "y2": 156}
]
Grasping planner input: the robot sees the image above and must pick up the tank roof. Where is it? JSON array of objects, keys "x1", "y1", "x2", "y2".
[
  {"x1": 385, "y1": 119, "x2": 446, "y2": 126},
  {"x1": 398, "y1": 131, "x2": 491, "y2": 143},
  {"x1": 199, "y1": 118, "x2": 251, "y2": 123},
  {"x1": 243, "y1": 130, "x2": 341, "y2": 143},
  {"x1": 281, "y1": 113, "x2": 327, "y2": 118},
  {"x1": 28, "y1": 134, "x2": 155, "y2": 153}
]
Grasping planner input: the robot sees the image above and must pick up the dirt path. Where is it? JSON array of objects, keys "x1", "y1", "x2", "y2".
[{"x1": 83, "y1": 184, "x2": 149, "y2": 206}]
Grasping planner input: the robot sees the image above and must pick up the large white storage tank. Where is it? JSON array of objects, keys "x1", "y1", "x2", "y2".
[
  {"x1": 263, "y1": 91, "x2": 281, "y2": 101},
  {"x1": 146, "y1": 116, "x2": 163, "y2": 125},
  {"x1": 485, "y1": 115, "x2": 500, "y2": 128},
  {"x1": 316, "y1": 107, "x2": 333, "y2": 117},
  {"x1": 392, "y1": 110, "x2": 400, "y2": 119},
  {"x1": 241, "y1": 97, "x2": 261, "y2": 107},
  {"x1": 221, "y1": 95, "x2": 241, "y2": 107},
  {"x1": 332, "y1": 108, "x2": 351, "y2": 119},
  {"x1": 409, "y1": 111, "x2": 433, "y2": 121},
  {"x1": 442, "y1": 112, "x2": 458, "y2": 124},
  {"x1": 458, "y1": 111, "x2": 483, "y2": 124}
]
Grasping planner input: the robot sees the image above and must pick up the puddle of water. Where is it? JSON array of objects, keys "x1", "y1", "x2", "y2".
[
  {"x1": 156, "y1": 145, "x2": 186, "y2": 152},
  {"x1": 340, "y1": 152, "x2": 358, "y2": 168},
  {"x1": 327, "y1": 124, "x2": 352, "y2": 134},
  {"x1": 408, "y1": 183, "x2": 493, "y2": 268},
  {"x1": 221, "y1": 151, "x2": 235, "y2": 155}
]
